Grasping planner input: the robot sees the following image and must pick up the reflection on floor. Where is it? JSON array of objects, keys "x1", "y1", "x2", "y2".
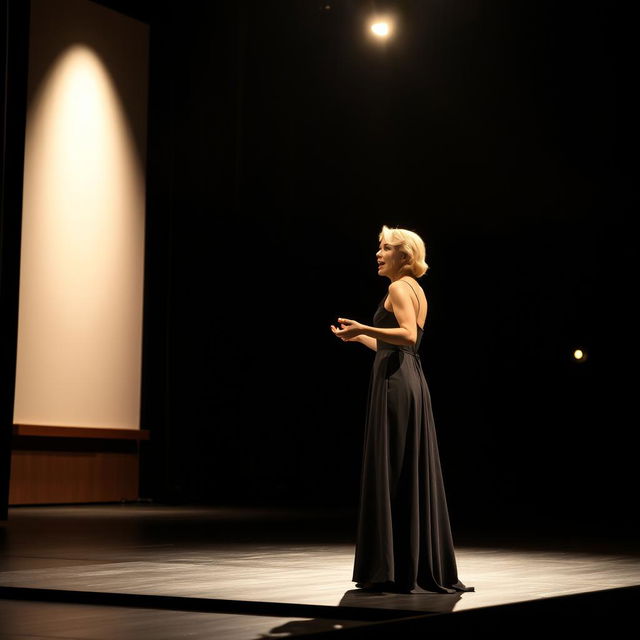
[{"x1": 0, "y1": 504, "x2": 638, "y2": 638}]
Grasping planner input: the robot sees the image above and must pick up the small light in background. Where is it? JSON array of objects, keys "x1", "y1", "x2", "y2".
[{"x1": 573, "y1": 348, "x2": 588, "y2": 362}]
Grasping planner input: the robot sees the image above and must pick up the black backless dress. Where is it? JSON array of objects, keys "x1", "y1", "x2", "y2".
[{"x1": 352, "y1": 281, "x2": 474, "y2": 593}]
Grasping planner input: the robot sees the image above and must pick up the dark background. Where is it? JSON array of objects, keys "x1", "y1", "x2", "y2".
[{"x1": 4, "y1": 0, "x2": 638, "y2": 533}]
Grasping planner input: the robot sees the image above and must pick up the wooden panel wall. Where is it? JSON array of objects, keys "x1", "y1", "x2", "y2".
[{"x1": 9, "y1": 426, "x2": 150, "y2": 505}]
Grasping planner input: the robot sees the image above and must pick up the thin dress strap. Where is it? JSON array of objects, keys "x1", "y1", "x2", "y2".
[{"x1": 399, "y1": 280, "x2": 420, "y2": 313}]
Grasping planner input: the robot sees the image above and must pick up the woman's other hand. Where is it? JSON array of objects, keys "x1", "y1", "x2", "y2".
[
  {"x1": 331, "y1": 318, "x2": 365, "y2": 341},
  {"x1": 331, "y1": 323, "x2": 359, "y2": 342}
]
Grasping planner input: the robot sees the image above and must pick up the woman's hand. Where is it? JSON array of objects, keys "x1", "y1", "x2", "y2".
[{"x1": 330, "y1": 317, "x2": 365, "y2": 341}]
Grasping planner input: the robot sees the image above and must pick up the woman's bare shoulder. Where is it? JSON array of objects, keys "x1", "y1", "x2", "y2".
[{"x1": 390, "y1": 278, "x2": 428, "y2": 306}]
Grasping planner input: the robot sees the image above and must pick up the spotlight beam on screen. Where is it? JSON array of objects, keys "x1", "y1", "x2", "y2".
[{"x1": 14, "y1": 43, "x2": 146, "y2": 429}]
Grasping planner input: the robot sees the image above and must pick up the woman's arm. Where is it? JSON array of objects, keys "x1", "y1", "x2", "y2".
[
  {"x1": 332, "y1": 282, "x2": 418, "y2": 347},
  {"x1": 354, "y1": 335, "x2": 378, "y2": 351},
  {"x1": 360, "y1": 325, "x2": 412, "y2": 346},
  {"x1": 361, "y1": 282, "x2": 417, "y2": 346}
]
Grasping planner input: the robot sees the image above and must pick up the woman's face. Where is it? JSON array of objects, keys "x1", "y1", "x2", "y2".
[{"x1": 376, "y1": 239, "x2": 406, "y2": 277}]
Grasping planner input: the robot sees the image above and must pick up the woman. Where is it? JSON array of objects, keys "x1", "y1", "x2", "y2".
[{"x1": 330, "y1": 225, "x2": 474, "y2": 594}]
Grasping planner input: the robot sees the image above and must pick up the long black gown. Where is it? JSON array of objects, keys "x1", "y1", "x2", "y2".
[{"x1": 352, "y1": 285, "x2": 474, "y2": 594}]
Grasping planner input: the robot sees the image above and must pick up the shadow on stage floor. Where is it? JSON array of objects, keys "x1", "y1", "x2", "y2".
[{"x1": 0, "y1": 504, "x2": 638, "y2": 638}]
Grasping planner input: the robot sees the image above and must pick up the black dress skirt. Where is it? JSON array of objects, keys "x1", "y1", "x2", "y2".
[{"x1": 352, "y1": 293, "x2": 474, "y2": 593}]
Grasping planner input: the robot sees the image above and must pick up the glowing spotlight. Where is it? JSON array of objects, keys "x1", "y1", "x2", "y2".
[
  {"x1": 371, "y1": 21, "x2": 390, "y2": 37},
  {"x1": 368, "y1": 15, "x2": 395, "y2": 41}
]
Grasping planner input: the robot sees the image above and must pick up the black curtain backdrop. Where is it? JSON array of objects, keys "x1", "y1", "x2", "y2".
[
  {"x1": 3, "y1": 0, "x2": 635, "y2": 531},
  {"x1": 136, "y1": 0, "x2": 637, "y2": 535}
]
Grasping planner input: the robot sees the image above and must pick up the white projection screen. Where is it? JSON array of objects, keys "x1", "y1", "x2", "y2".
[{"x1": 13, "y1": 0, "x2": 149, "y2": 430}]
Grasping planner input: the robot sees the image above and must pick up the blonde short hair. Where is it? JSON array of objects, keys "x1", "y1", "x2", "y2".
[{"x1": 379, "y1": 224, "x2": 429, "y2": 278}]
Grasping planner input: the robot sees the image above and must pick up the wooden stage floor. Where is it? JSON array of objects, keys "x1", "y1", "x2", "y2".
[{"x1": 1, "y1": 504, "x2": 638, "y2": 638}]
